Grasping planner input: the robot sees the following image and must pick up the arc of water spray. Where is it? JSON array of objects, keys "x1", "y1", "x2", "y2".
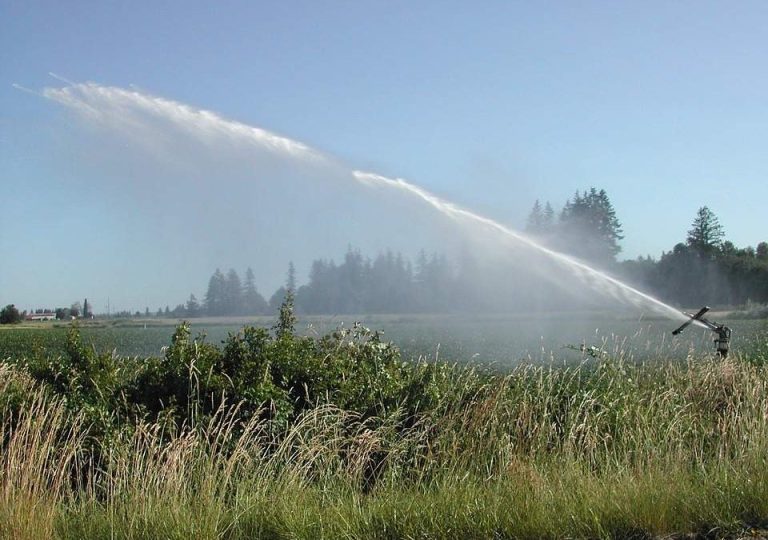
[
  {"x1": 31, "y1": 79, "x2": 693, "y2": 323},
  {"x1": 353, "y1": 172, "x2": 692, "y2": 322}
]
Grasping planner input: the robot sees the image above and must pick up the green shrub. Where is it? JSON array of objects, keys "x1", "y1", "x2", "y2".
[
  {"x1": 96, "y1": 296, "x2": 433, "y2": 432},
  {"x1": 0, "y1": 304, "x2": 22, "y2": 325}
]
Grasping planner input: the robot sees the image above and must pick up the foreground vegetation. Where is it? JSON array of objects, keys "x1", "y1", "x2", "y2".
[{"x1": 2, "y1": 299, "x2": 768, "y2": 539}]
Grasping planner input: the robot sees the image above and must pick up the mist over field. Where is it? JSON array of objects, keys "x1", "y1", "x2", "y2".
[{"x1": 5, "y1": 81, "x2": 717, "y2": 323}]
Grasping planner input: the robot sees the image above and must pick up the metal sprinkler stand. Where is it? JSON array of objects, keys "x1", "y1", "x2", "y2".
[{"x1": 672, "y1": 306, "x2": 732, "y2": 358}]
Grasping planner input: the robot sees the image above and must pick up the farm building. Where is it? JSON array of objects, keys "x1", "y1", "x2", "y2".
[{"x1": 26, "y1": 311, "x2": 56, "y2": 321}]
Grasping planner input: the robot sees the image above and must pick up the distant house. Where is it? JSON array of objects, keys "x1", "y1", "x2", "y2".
[{"x1": 26, "y1": 311, "x2": 56, "y2": 321}]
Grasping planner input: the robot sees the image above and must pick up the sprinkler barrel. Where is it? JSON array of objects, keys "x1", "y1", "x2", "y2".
[
  {"x1": 672, "y1": 306, "x2": 710, "y2": 336},
  {"x1": 672, "y1": 306, "x2": 732, "y2": 358}
]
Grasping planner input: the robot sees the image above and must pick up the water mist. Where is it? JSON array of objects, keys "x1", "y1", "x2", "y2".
[{"x1": 35, "y1": 80, "x2": 693, "y2": 324}]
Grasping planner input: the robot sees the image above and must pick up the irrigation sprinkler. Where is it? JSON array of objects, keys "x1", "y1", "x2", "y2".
[
  {"x1": 563, "y1": 344, "x2": 608, "y2": 359},
  {"x1": 672, "y1": 306, "x2": 732, "y2": 358}
]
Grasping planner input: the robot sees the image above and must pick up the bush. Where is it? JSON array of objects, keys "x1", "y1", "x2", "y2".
[
  {"x1": 0, "y1": 304, "x2": 21, "y2": 325},
  {"x1": 60, "y1": 295, "x2": 439, "y2": 432}
]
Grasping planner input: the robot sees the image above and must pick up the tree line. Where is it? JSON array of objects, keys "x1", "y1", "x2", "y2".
[
  {"x1": 187, "y1": 250, "x2": 460, "y2": 316},
  {"x1": 1, "y1": 299, "x2": 94, "y2": 324},
  {"x1": 160, "y1": 190, "x2": 768, "y2": 317},
  {"x1": 524, "y1": 192, "x2": 768, "y2": 308},
  {"x1": 4, "y1": 188, "x2": 764, "y2": 322},
  {"x1": 620, "y1": 207, "x2": 768, "y2": 307}
]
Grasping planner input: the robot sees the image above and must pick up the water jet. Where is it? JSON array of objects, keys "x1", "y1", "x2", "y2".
[{"x1": 31, "y1": 80, "x2": 695, "y2": 325}]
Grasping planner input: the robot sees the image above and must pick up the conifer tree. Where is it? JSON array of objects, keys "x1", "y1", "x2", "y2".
[
  {"x1": 286, "y1": 261, "x2": 297, "y2": 293},
  {"x1": 243, "y1": 267, "x2": 268, "y2": 314},
  {"x1": 270, "y1": 262, "x2": 298, "y2": 313},
  {"x1": 558, "y1": 188, "x2": 623, "y2": 264},
  {"x1": 686, "y1": 206, "x2": 725, "y2": 257},
  {"x1": 205, "y1": 269, "x2": 226, "y2": 316},
  {"x1": 543, "y1": 202, "x2": 555, "y2": 231},
  {"x1": 185, "y1": 294, "x2": 200, "y2": 317},
  {"x1": 224, "y1": 268, "x2": 243, "y2": 315},
  {"x1": 525, "y1": 199, "x2": 545, "y2": 234}
]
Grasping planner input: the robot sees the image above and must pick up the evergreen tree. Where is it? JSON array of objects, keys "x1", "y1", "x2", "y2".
[
  {"x1": 224, "y1": 268, "x2": 243, "y2": 315},
  {"x1": 185, "y1": 294, "x2": 200, "y2": 318},
  {"x1": 83, "y1": 298, "x2": 91, "y2": 318},
  {"x1": 297, "y1": 259, "x2": 331, "y2": 314},
  {"x1": 269, "y1": 286, "x2": 288, "y2": 313},
  {"x1": 543, "y1": 202, "x2": 555, "y2": 231},
  {"x1": 526, "y1": 200, "x2": 556, "y2": 241},
  {"x1": 243, "y1": 267, "x2": 268, "y2": 314},
  {"x1": 340, "y1": 248, "x2": 365, "y2": 313},
  {"x1": 591, "y1": 188, "x2": 624, "y2": 259},
  {"x1": 287, "y1": 261, "x2": 297, "y2": 293},
  {"x1": 271, "y1": 262, "x2": 299, "y2": 313},
  {"x1": 687, "y1": 206, "x2": 725, "y2": 257},
  {"x1": 559, "y1": 188, "x2": 623, "y2": 264},
  {"x1": 273, "y1": 289, "x2": 296, "y2": 339},
  {"x1": 204, "y1": 269, "x2": 226, "y2": 316},
  {"x1": 525, "y1": 199, "x2": 545, "y2": 234},
  {"x1": 367, "y1": 250, "x2": 400, "y2": 312}
]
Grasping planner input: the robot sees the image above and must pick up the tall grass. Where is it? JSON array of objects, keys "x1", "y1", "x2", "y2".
[
  {"x1": 3, "y1": 345, "x2": 768, "y2": 538},
  {"x1": 0, "y1": 365, "x2": 85, "y2": 539}
]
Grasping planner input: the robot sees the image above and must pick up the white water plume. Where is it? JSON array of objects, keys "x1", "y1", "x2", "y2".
[
  {"x1": 38, "y1": 80, "x2": 693, "y2": 323},
  {"x1": 41, "y1": 81, "x2": 326, "y2": 164},
  {"x1": 354, "y1": 172, "x2": 692, "y2": 322}
]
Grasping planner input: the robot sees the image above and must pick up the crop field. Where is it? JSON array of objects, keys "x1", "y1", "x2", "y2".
[{"x1": 1, "y1": 313, "x2": 765, "y2": 364}]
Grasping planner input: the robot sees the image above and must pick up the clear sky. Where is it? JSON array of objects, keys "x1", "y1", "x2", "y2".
[{"x1": 2, "y1": 1, "x2": 767, "y2": 312}]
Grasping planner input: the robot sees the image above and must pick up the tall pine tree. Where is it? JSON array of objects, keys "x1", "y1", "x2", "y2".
[
  {"x1": 558, "y1": 188, "x2": 623, "y2": 265},
  {"x1": 205, "y1": 269, "x2": 226, "y2": 316},
  {"x1": 224, "y1": 269, "x2": 243, "y2": 315},
  {"x1": 686, "y1": 206, "x2": 725, "y2": 257}
]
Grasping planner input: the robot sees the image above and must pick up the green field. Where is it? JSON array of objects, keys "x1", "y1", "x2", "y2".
[
  {"x1": 2, "y1": 313, "x2": 764, "y2": 364},
  {"x1": 2, "y1": 313, "x2": 768, "y2": 538}
]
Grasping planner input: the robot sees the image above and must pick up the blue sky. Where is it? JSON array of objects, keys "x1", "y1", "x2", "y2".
[{"x1": 2, "y1": 1, "x2": 767, "y2": 312}]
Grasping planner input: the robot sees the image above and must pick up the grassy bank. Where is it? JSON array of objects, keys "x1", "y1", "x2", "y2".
[{"x1": 2, "y1": 309, "x2": 768, "y2": 538}]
